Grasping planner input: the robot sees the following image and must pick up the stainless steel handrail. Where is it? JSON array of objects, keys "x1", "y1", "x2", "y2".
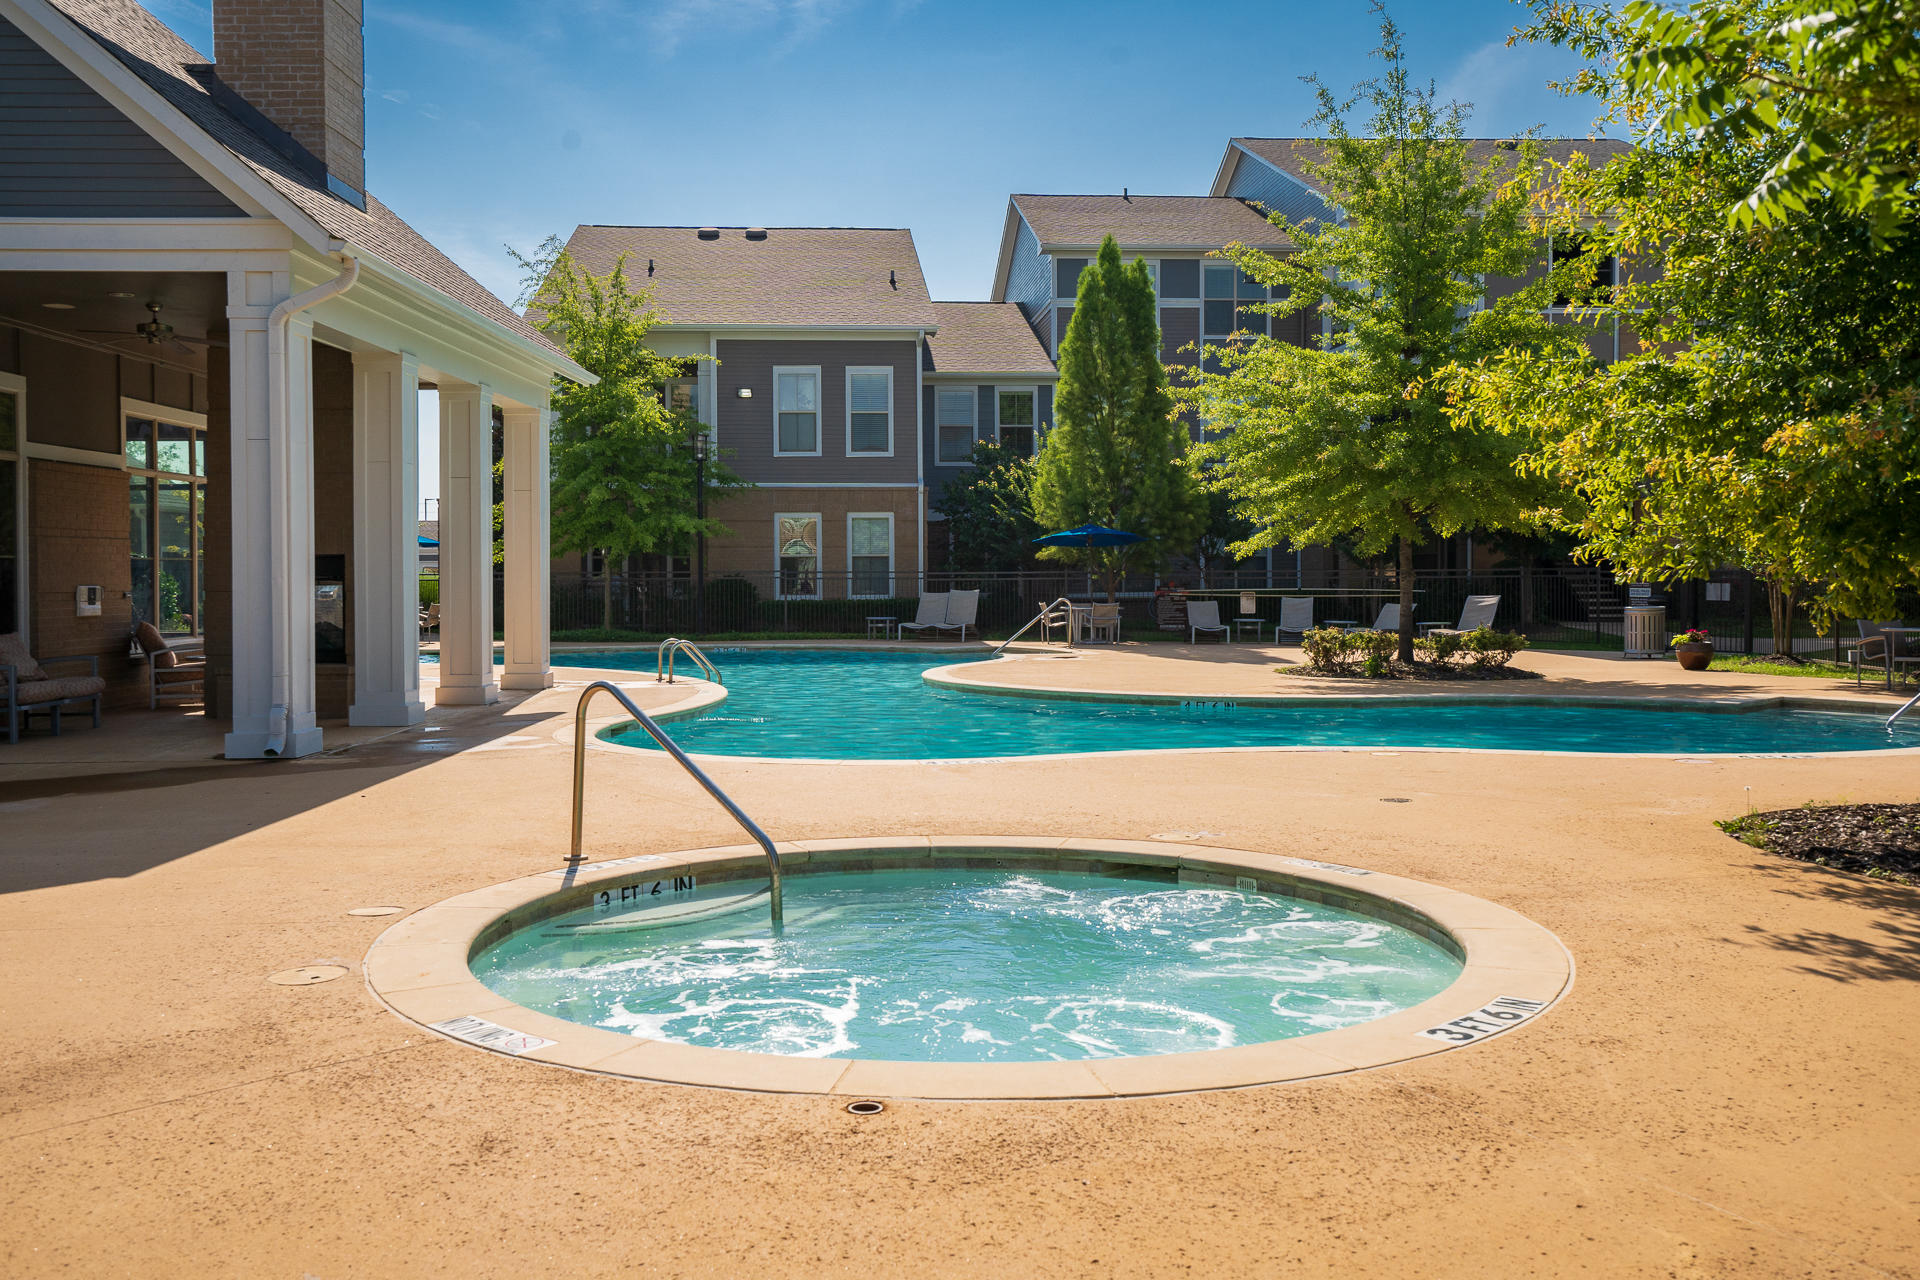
[
  {"x1": 570, "y1": 680, "x2": 781, "y2": 926},
  {"x1": 656, "y1": 637, "x2": 721, "y2": 685},
  {"x1": 1890, "y1": 688, "x2": 1920, "y2": 731},
  {"x1": 993, "y1": 597, "x2": 1075, "y2": 655}
]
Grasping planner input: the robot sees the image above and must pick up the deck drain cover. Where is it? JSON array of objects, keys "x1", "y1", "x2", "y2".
[
  {"x1": 1379, "y1": 797, "x2": 1412, "y2": 803},
  {"x1": 268, "y1": 965, "x2": 349, "y2": 986},
  {"x1": 347, "y1": 906, "x2": 405, "y2": 917},
  {"x1": 846, "y1": 1100, "x2": 886, "y2": 1116}
]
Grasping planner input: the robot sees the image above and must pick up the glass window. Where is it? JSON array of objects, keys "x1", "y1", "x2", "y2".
[
  {"x1": 935, "y1": 388, "x2": 976, "y2": 463},
  {"x1": 847, "y1": 369, "x2": 891, "y2": 454},
  {"x1": 1055, "y1": 257, "x2": 1088, "y2": 299},
  {"x1": 997, "y1": 389, "x2": 1037, "y2": 458},
  {"x1": 662, "y1": 380, "x2": 697, "y2": 415},
  {"x1": 777, "y1": 514, "x2": 820, "y2": 598},
  {"x1": 775, "y1": 369, "x2": 818, "y2": 454},
  {"x1": 1203, "y1": 265, "x2": 1268, "y2": 338},
  {"x1": 849, "y1": 515, "x2": 891, "y2": 597},
  {"x1": 1552, "y1": 235, "x2": 1615, "y2": 307},
  {"x1": 126, "y1": 412, "x2": 205, "y2": 634},
  {"x1": 0, "y1": 389, "x2": 17, "y2": 635}
]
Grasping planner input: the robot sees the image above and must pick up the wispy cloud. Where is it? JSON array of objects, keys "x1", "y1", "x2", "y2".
[
  {"x1": 371, "y1": 10, "x2": 530, "y2": 65},
  {"x1": 614, "y1": 0, "x2": 862, "y2": 58},
  {"x1": 1436, "y1": 39, "x2": 1605, "y2": 138}
]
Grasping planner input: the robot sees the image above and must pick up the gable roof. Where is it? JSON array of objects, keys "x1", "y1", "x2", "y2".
[
  {"x1": 1220, "y1": 136, "x2": 1634, "y2": 201},
  {"x1": 1009, "y1": 194, "x2": 1291, "y2": 253},
  {"x1": 36, "y1": 0, "x2": 563, "y2": 359},
  {"x1": 558, "y1": 226, "x2": 937, "y2": 330},
  {"x1": 923, "y1": 303, "x2": 1054, "y2": 377}
]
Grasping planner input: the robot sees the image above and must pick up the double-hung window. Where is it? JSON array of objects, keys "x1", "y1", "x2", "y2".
[
  {"x1": 846, "y1": 367, "x2": 892, "y2": 455},
  {"x1": 124, "y1": 403, "x2": 206, "y2": 636},
  {"x1": 1203, "y1": 264, "x2": 1268, "y2": 340},
  {"x1": 774, "y1": 367, "x2": 820, "y2": 455},
  {"x1": 1550, "y1": 234, "x2": 1616, "y2": 308},
  {"x1": 848, "y1": 513, "x2": 893, "y2": 597},
  {"x1": 996, "y1": 388, "x2": 1037, "y2": 457},
  {"x1": 935, "y1": 388, "x2": 976, "y2": 464},
  {"x1": 776, "y1": 513, "x2": 821, "y2": 599}
]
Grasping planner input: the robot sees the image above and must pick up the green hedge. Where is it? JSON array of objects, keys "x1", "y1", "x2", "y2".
[{"x1": 1300, "y1": 626, "x2": 1527, "y2": 676}]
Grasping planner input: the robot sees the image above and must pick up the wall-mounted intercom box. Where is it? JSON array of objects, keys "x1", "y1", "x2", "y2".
[{"x1": 75, "y1": 585, "x2": 102, "y2": 617}]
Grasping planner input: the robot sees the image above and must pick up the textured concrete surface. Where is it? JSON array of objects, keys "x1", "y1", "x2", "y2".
[{"x1": 1, "y1": 648, "x2": 1915, "y2": 1278}]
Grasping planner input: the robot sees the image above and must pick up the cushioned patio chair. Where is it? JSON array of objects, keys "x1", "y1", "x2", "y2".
[
  {"x1": 1, "y1": 631, "x2": 106, "y2": 745},
  {"x1": 896, "y1": 592, "x2": 950, "y2": 640},
  {"x1": 1188, "y1": 600, "x2": 1230, "y2": 644},
  {"x1": 934, "y1": 589, "x2": 981, "y2": 642},
  {"x1": 1420, "y1": 594, "x2": 1500, "y2": 637},
  {"x1": 1274, "y1": 596, "x2": 1315, "y2": 642},
  {"x1": 133, "y1": 621, "x2": 205, "y2": 710}
]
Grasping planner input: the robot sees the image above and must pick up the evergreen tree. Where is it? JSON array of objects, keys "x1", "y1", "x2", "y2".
[{"x1": 1032, "y1": 236, "x2": 1207, "y2": 601}]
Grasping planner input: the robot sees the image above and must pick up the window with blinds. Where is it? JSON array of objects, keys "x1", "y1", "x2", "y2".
[
  {"x1": 849, "y1": 514, "x2": 892, "y2": 596},
  {"x1": 847, "y1": 368, "x2": 891, "y2": 454},
  {"x1": 935, "y1": 387, "x2": 975, "y2": 463},
  {"x1": 774, "y1": 367, "x2": 819, "y2": 454}
]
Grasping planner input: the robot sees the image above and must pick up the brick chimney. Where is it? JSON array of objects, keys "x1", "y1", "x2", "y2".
[{"x1": 211, "y1": 0, "x2": 365, "y2": 203}]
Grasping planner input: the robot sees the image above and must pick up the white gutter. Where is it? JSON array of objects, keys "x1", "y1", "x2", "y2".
[{"x1": 262, "y1": 245, "x2": 359, "y2": 755}]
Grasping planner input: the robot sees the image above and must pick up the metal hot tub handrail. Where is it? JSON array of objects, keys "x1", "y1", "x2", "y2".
[{"x1": 569, "y1": 680, "x2": 781, "y2": 926}]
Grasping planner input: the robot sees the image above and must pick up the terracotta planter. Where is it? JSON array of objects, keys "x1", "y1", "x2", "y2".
[{"x1": 1674, "y1": 641, "x2": 1714, "y2": 671}]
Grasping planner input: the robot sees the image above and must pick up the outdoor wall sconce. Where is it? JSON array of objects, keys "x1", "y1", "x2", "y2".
[{"x1": 736, "y1": 388, "x2": 753, "y2": 398}]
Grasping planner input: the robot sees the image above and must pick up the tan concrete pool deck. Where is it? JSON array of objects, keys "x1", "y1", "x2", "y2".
[{"x1": 1, "y1": 645, "x2": 1916, "y2": 1277}]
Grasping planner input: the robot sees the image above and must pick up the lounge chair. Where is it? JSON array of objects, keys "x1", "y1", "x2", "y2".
[
  {"x1": 1, "y1": 631, "x2": 105, "y2": 745},
  {"x1": 934, "y1": 589, "x2": 980, "y2": 642},
  {"x1": 896, "y1": 592, "x2": 950, "y2": 640},
  {"x1": 133, "y1": 621, "x2": 205, "y2": 709},
  {"x1": 1420, "y1": 594, "x2": 1500, "y2": 636},
  {"x1": 1353, "y1": 603, "x2": 1402, "y2": 632},
  {"x1": 1188, "y1": 600, "x2": 1230, "y2": 644},
  {"x1": 1274, "y1": 596, "x2": 1315, "y2": 642},
  {"x1": 1084, "y1": 602, "x2": 1121, "y2": 644}
]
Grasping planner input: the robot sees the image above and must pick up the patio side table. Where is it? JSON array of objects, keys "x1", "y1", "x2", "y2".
[
  {"x1": 1233, "y1": 618, "x2": 1266, "y2": 642},
  {"x1": 866, "y1": 615, "x2": 896, "y2": 640}
]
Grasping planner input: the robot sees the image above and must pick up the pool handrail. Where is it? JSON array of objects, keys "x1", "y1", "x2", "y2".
[
  {"x1": 994, "y1": 597, "x2": 1076, "y2": 654},
  {"x1": 569, "y1": 680, "x2": 781, "y2": 927},
  {"x1": 656, "y1": 637, "x2": 721, "y2": 685},
  {"x1": 1891, "y1": 688, "x2": 1920, "y2": 731}
]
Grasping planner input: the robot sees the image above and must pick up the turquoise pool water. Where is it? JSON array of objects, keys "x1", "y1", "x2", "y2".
[
  {"x1": 469, "y1": 867, "x2": 1464, "y2": 1062},
  {"x1": 585, "y1": 648, "x2": 1915, "y2": 759}
]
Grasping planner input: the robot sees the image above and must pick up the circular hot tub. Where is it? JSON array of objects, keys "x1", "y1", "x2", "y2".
[{"x1": 367, "y1": 839, "x2": 1571, "y2": 1099}]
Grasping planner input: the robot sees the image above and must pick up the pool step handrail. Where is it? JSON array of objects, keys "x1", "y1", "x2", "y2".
[
  {"x1": 656, "y1": 637, "x2": 721, "y2": 685},
  {"x1": 994, "y1": 597, "x2": 1076, "y2": 654},
  {"x1": 1890, "y1": 688, "x2": 1920, "y2": 731},
  {"x1": 569, "y1": 680, "x2": 781, "y2": 927}
]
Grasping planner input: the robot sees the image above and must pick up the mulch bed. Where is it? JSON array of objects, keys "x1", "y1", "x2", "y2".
[
  {"x1": 1720, "y1": 803, "x2": 1920, "y2": 884},
  {"x1": 1277, "y1": 662, "x2": 1543, "y2": 682}
]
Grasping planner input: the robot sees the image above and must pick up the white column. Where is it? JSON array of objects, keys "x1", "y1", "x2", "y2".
[
  {"x1": 348, "y1": 351, "x2": 426, "y2": 725},
  {"x1": 224, "y1": 269, "x2": 323, "y2": 758},
  {"x1": 436, "y1": 381, "x2": 498, "y2": 706},
  {"x1": 500, "y1": 402, "x2": 552, "y2": 690}
]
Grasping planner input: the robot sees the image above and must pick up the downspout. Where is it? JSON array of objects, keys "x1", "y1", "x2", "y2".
[{"x1": 262, "y1": 244, "x2": 360, "y2": 755}]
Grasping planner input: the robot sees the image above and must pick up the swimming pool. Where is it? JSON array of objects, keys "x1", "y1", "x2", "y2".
[
  {"x1": 584, "y1": 648, "x2": 1916, "y2": 759},
  {"x1": 469, "y1": 864, "x2": 1465, "y2": 1063}
]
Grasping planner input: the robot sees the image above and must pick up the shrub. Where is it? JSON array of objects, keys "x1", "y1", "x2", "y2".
[
  {"x1": 419, "y1": 576, "x2": 439, "y2": 607},
  {"x1": 1302, "y1": 626, "x2": 1529, "y2": 676},
  {"x1": 1416, "y1": 627, "x2": 1528, "y2": 671}
]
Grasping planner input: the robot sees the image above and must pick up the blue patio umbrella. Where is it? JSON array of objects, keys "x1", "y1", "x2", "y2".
[
  {"x1": 418, "y1": 535, "x2": 439, "y2": 547},
  {"x1": 1032, "y1": 522, "x2": 1143, "y2": 549}
]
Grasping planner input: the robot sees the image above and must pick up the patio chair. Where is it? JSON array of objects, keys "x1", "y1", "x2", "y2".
[
  {"x1": 1, "y1": 631, "x2": 106, "y2": 746},
  {"x1": 934, "y1": 589, "x2": 981, "y2": 642},
  {"x1": 1274, "y1": 596, "x2": 1315, "y2": 642},
  {"x1": 1361, "y1": 603, "x2": 1404, "y2": 632},
  {"x1": 1848, "y1": 620, "x2": 1898, "y2": 685},
  {"x1": 1188, "y1": 599, "x2": 1230, "y2": 644},
  {"x1": 133, "y1": 621, "x2": 205, "y2": 710},
  {"x1": 895, "y1": 592, "x2": 950, "y2": 640},
  {"x1": 1037, "y1": 599, "x2": 1073, "y2": 644},
  {"x1": 419, "y1": 601, "x2": 440, "y2": 638},
  {"x1": 1084, "y1": 603, "x2": 1122, "y2": 644},
  {"x1": 1420, "y1": 594, "x2": 1500, "y2": 637}
]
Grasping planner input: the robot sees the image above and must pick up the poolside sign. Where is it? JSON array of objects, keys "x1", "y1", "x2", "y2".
[
  {"x1": 430, "y1": 1015, "x2": 555, "y2": 1056},
  {"x1": 1417, "y1": 996, "x2": 1550, "y2": 1044}
]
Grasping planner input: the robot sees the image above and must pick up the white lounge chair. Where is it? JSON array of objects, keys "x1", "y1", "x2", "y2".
[
  {"x1": 1274, "y1": 596, "x2": 1315, "y2": 642},
  {"x1": 934, "y1": 589, "x2": 980, "y2": 642},
  {"x1": 1188, "y1": 599, "x2": 1230, "y2": 644},
  {"x1": 896, "y1": 592, "x2": 950, "y2": 640},
  {"x1": 1356, "y1": 603, "x2": 1402, "y2": 632},
  {"x1": 1420, "y1": 594, "x2": 1500, "y2": 636}
]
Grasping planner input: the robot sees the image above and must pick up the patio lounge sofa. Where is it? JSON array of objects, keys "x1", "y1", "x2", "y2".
[
  {"x1": 1420, "y1": 594, "x2": 1501, "y2": 637},
  {"x1": 1188, "y1": 600, "x2": 1230, "y2": 644},
  {"x1": 1, "y1": 632, "x2": 105, "y2": 745}
]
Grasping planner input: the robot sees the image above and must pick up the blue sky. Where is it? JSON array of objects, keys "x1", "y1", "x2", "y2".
[{"x1": 142, "y1": 0, "x2": 1605, "y2": 305}]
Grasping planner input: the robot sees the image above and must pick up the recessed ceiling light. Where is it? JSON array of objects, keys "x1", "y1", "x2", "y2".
[
  {"x1": 41, "y1": 302, "x2": 75, "y2": 310},
  {"x1": 106, "y1": 291, "x2": 136, "y2": 299}
]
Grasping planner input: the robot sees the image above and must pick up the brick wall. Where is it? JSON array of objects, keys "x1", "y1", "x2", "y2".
[
  {"x1": 211, "y1": 0, "x2": 364, "y2": 193},
  {"x1": 28, "y1": 460, "x2": 142, "y2": 708}
]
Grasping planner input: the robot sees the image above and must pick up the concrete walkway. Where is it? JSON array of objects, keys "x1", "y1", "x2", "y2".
[{"x1": 1, "y1": 647, "x2": 1915, "y2": 1278}]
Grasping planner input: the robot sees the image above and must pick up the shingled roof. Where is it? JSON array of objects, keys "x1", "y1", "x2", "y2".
[
  {"x1": 923, "y1": 303, "x2": 1055, "y2": 376},
  {"x1": 41, "y1": 0, "x2": 562, "y2": 358},
  {"x1": 1011, "y1": 195, "x2": 1291, "y2": 252},
  {"x1": 559, "y1": 226, "x2": 937, "y2": 329},
  {"x1": 1231, "y1": 136, "x2": 1634, "y2": 196}
]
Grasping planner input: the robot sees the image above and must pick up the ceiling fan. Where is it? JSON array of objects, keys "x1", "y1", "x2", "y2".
[{"x1": 79, "y1": 302, "x2": 225, "y2": 355}]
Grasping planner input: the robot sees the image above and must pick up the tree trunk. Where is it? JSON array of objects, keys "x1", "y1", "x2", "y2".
[
  {"x1": 1766, "y1": 578, "x2": 1799, "y2": 658},
  {"x1": 1397, "y1": 535, "x2": 1416, "y2": 664},
  {"x1": 601, "y1": 557, "x2": 613, "y2": 633}
]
